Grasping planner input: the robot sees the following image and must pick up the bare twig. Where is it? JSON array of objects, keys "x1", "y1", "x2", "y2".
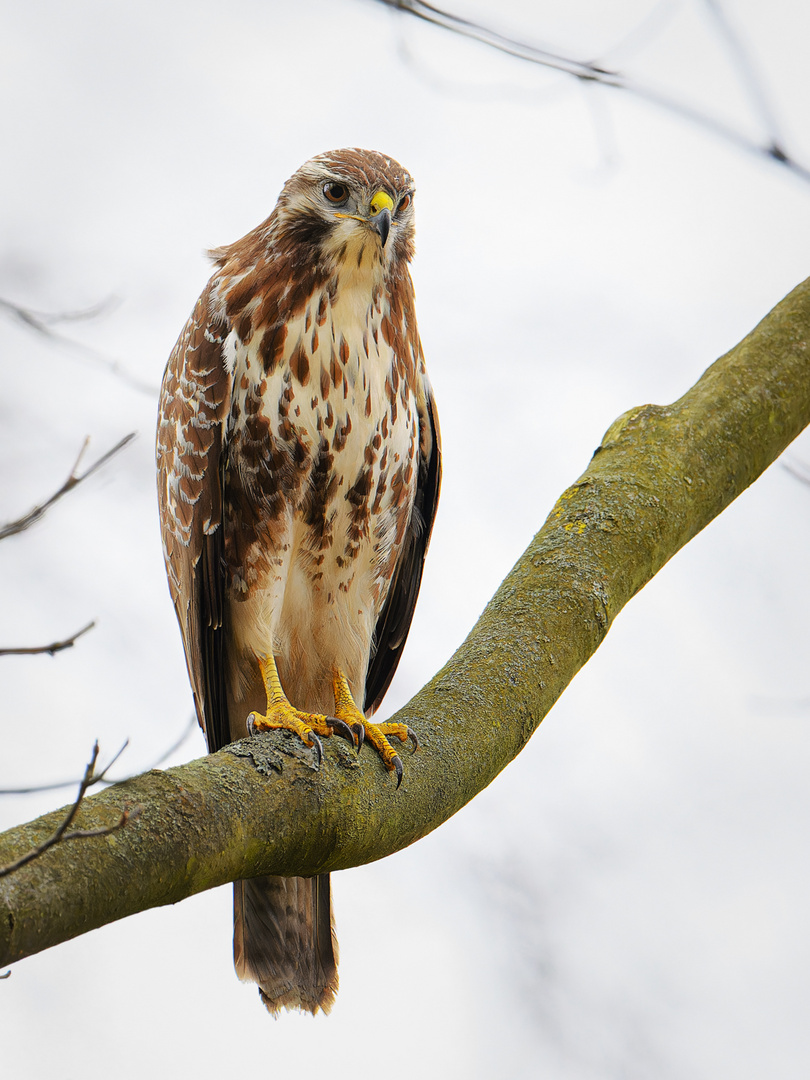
[
  {"x1": 701, "y1": 0, "x2": 785, "y2": 149},
  {"x1": 0, "y1": 742, "x2": 138, "y2": 879},
  {"x1": 595, "y1": 0, "x2": 681, "y2": 68},
  {"x1": 0, "y1": 432, "x2": 136, "y2": 541},
  {"x1": 0, "y1": 620, "x2": 96, "y2": 658},
  {"x1": 0, "y1": 741, "x2": 129, "y2": 797},
  {"x1": 0, "y1": 296, "x2": 158, "y2": 396},
  {"x1": 0, "y1": 716, "x2": 198, "y2": 795},
  {"x1": 0, "y1": 294, "x2": 119, "y2": 328},
  {"x1": 375, "y1": 0, "x2": 810, "y2": 183},
  {"x1": 127, "y1": 712, "x2": 200, "y2": 774},
  {"x1": 783, "y1": 458, "x2": 810, "y2": 485}
]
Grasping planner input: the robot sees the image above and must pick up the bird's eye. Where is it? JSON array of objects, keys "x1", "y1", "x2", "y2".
[
  {"x1": 397, "y1": 193, "x2": 412, "y2": 213},
  {"x1": 323, "y1": 182, "x2": 349, "y2": 205}
]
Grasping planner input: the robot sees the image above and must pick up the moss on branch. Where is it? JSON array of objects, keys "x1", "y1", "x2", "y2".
[{"x1": 2, "y1": 277, "x2": 809, "y2": 969}]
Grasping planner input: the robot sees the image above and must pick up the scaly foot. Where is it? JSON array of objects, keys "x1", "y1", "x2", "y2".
[
  {"x1": 247, "y1": 654, "x2": 353, "y2": 764},
  {"x1": 332, "y1": 668, "x2": 418, "y2": 788}
]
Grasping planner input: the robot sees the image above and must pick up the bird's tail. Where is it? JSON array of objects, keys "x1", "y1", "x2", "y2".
[{"x1": 233, "y1": 874, "x2": 339, "y2": 1015}]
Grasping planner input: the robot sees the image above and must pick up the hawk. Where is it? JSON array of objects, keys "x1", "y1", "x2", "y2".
[{"x1": 156, "y1": 149, "x2": 441, "y2": 1015}]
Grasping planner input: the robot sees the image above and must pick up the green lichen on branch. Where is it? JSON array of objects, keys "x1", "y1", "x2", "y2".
[{"x1": 1, "y1": 277, "x2": 809, "y2": 970}]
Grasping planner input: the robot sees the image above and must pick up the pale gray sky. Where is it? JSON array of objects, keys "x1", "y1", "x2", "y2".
[{"x1": 2, "y1": 2, "x2": 810, "y2": 1076}]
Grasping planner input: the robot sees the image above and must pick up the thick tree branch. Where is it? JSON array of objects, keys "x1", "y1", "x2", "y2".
[{"x1": 1, "y1": 277, "x2": 809, "y2": 968}]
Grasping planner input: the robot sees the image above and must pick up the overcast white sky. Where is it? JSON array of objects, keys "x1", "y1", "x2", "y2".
[{"x1": 2, "y1": 1, "x2": 810, "y2": 1077}]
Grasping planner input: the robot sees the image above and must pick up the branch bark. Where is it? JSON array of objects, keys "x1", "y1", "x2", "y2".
[{"x1": 2, "y1": 277, "x2": 809, "y2": 969}]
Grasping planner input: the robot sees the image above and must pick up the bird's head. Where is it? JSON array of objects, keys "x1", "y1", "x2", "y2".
[{"x1": 273, "y1": 148, "x2": 416, "y2": 276}]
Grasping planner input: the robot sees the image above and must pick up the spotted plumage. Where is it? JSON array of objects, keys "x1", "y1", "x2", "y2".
[{"x1": 156, "y1": 149, "x2": 441, "y2": 1015}]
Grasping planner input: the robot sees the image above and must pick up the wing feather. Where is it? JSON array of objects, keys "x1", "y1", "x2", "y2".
[
  {"x1": 364, "y1": 376, "x2": 441, "y2": 714},
  {"x1": 157, "y1": 283, "x2": 231, "y2": 751}
]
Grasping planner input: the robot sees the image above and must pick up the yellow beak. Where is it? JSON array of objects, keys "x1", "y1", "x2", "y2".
[
  {"x1": 333, "y1": 191, "x2": 395, "y2": 246},
  {"x1": 369, "y1": 191, "x2": 394, "y2": 216},
  {"x1": 369, "y1": 191, "x2": 394, "y2": 246}
]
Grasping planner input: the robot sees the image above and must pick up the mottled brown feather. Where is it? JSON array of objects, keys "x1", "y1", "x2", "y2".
[
  {"x1": 156, "y1": 283, "x2": 231, "y2": 752},
  {"x1": 365, "y1": 380, "x2": 441, "y2": 713}
]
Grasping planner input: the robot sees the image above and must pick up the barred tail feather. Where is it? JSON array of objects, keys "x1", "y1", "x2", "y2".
[{"x1": 233, "y1": 874, "x2": 339, "y2": 1015}]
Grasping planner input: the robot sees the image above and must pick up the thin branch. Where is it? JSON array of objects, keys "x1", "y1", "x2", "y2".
[
  {"x1": 0, "y1": 743, "x2": 138, "y2": 879},
  {"x1": 0, "y1": 620, "x2": 96, "y2": 658},
  {"x1": 129, "y1": 712, "x2": 200, "y2": 774},
  {"x1": 0, "y1": 294, "x2": 119, "y2": 327},
  {"x1": 380, "y1": 0, "x2": 626, "y2": 79},
  {"x1": 0, "y1": 296, "x2": 158, "y2": 396},
  {"x1": 0, "y1": 740, "x2": 130, "y2": 799},
  {"x1": 375, "y1": 0, "x2": 810, "y2": 183},
  {"x1": 701, "y1": 0, "x2": 785, "y2": 149},
  {"x1": 595, "y1": 0, "x2": 682, "y2": 68},
  {"x1": 88, "y1": 740, "x2": 131, "y2": 785},
  {"x1": 782, "y1": 458, "x2": 810, "y2": 485},
  {"x1": 0, "y1": 432, "x2": 136, "y2": 541},
  {"x1": 0, "y1": 717, "x2": 197, "y2": 795}
]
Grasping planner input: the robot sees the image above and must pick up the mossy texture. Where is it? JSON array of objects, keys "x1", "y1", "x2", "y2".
[{"x1": 1, "y1": 278, "x2": 809, "y2": 969}]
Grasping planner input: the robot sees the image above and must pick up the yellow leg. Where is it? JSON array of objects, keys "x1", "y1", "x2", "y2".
[
  {"x1": 331, "y1": 668, "x2": 418, "y2": 788},
  {"x1": 247, "y1": 654, "x2": 353, "y2": 764}
]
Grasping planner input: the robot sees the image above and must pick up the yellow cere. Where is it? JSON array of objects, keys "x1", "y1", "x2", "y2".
[{"x1": 370, "y1": 191, "x2": 394, "y2": 215}]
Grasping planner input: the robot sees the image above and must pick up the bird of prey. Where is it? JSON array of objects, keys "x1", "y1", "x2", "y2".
[{"x1": 156, "y1": 149, "x2": 441, "y2": 1015}]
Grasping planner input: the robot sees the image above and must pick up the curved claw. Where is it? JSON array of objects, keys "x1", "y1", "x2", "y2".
[
  {"x1": 309, "y1": 732, "x2": 324, "y2": 767},
  {"x1": 393, "y1": 755, "x2": 403, "y2": 789},
  {"x1": 351, "y1": 722, "x2": 365, "y2": 751},
  {"x1": 247, "y1": 712, "x2": 259, "y2": 737},
  {"x1": 326, "y1": 716, "x2": 355, "y2": 744},
  {"x1": 406, "y1": 726, "x2": 419, "y2": 754}
]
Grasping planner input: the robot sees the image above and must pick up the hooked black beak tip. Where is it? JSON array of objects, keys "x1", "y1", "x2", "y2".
[{"x1": 374, "y1": 207, "x2": 391, "y2": 247}]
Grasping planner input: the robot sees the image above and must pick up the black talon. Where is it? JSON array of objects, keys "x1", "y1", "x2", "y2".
[
  {"x1": 310, "y1": 733, "x2": 323, "y2": 766},
  {"x1": 393, "y1": 755, "x2": 403, "y2": 789},
  {"x1": 406, "y1": 727, "x2": 419, "y2": 753},
  {"x1": 352, "y1": 722, "x2": 365, "y2": 751},
  {"x1": 327, "y1": 716, "x2": 355, "y2": 744}
]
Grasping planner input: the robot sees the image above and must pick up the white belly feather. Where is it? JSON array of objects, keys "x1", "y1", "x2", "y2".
[{"x1": 224, "y1": 279, "x2": 418, "y2": 712}]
